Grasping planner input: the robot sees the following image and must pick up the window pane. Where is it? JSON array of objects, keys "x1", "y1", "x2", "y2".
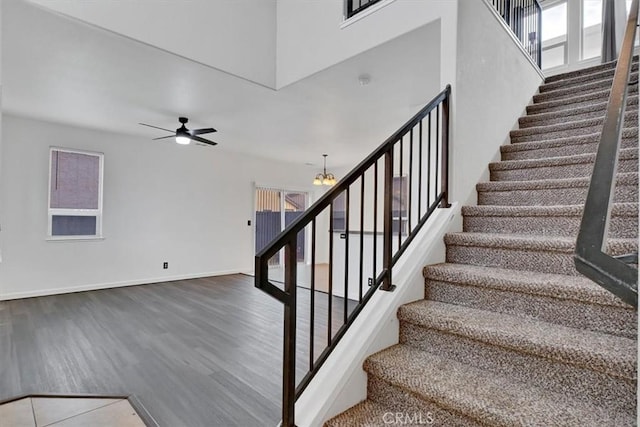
[
  {"x1": 50, "y1": 150, "x2": 100, "y2": 209},
  {"x1": 52, "y1": 215, "x2": 97, "y2": 236},
  {"x1": 543, "y1": 43, "x2": 567, "y2": 69},
  {"x1": 255, "y1": 188, "x2": 282, "y2": 265},
  {"x1": 583, "y1": 0, "x2": 603, "y2": 59},
  {"x1": 332, "y1": 192, "x2": 346, "y2": 231},
  {"x1": 542, "y1": 2, "x2": 568, "y2": 41}
]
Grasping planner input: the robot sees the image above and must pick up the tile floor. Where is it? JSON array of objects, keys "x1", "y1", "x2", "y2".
[{"x1": 0, "y1": 396, "x2": 146, "y2": 426}]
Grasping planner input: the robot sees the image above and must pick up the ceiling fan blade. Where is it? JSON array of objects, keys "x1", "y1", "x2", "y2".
[
  {"x1": 139, "y1": 123, "x2": 174, "y2": 132},
  {"x1": 153, "y1": 135, "x2": 175, "y2": 140},
  {"x1": 190, "y1": 135, "x2": 218, "y2": 146},
  {"x1": 188, "y1": 127, "x2": 217, "y2": 136}
]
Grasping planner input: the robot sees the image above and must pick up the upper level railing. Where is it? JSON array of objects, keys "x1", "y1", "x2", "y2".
[
  {"x1": 255, "y1": 85, "x2": 451, "y2": 427},
  {"x1": 574, "y1": 0, "x2": 638, "y2": 309},
  {"x1": 346, "y1": 0, "x2": 383, "y2": 19},
  {"x1": 488, "y1": 0, "x2": 542, "y2": 67}
]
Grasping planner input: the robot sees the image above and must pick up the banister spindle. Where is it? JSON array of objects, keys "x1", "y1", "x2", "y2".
[
  {"x1": 382, "y1": 147, "x2": 395, "y2": 292},
  {"x1": 440, "y1": 87, "x2": 451, "y2": 208},
  {"x1": 282, "y1": 238, "x2": 297, "y2": 427}
]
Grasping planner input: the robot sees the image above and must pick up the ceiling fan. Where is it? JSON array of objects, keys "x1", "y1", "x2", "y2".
[{"x1": 139, "y1": 117, "x2": 218, "y2": 146}]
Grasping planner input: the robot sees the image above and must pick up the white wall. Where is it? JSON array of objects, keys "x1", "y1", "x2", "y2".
[
  {"x1": 0, "y1": 114, "x2": 317, "y2": 300},
  {"x1": 26, "y1": 0, "x2": 277, "y2": 88},
  {"x1": 452, "y1": 1, "x2": 544, "y2": 206},
  {"x1": 0, "y1": 0, "x2": 3, "y2": 262},
  {"x1": 275, "y1": 0, "x2": 457, "y2": 89}
]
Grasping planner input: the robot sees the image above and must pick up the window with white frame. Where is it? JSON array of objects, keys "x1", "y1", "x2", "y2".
[
  {"x1": 48, "y1": 148, "x2": 103, "y2": 239},
  {"x1": 542, "y1": 0, "x2": 638, "y2": 71},
  {"x1": 582, "y1": 0, "x2": 603, "y2": 60},
  {"x1": 542, "y1": 1, "x2": 569, "y2": 69}
]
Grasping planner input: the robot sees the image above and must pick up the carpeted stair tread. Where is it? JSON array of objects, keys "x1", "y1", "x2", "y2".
[
  {"x1": 539, "y1": 62, "x2": 639, "y2": 93},
  {"x1": 533, "y1": 72, "x2": 639, "y2": 103},
  {"x1": 397, "y1": 300, "x2": 636, "y2": 380},
  {"x1": 461, "y1": 203, "x2": 637, "y2": 238},
  {"x1": 511, "y1": 109, "x2": 637, "y2": 138},
  {"x1": 500, "y1": 128, "x2": 638, "y2": 160},
  {"x1": 445, "y1": 233, "x2": 637, "y2": 276},
  {"x1": 476, "y1": 172, "x2": 638, "y2": 192},
  {"x1": 422, "y1": 263, "x2": 637, "y2": 338},
  {"x1": 444, "y1": 232, "x2": 636, "y2": 255},
  {"x1": 423, "y1": 263, "x2": 631, "y2": 308},
  {"x1": 526, "y1": 84, "x2": 638, "y2": 115},
  {"x1": 509, "y1": 110, "x2": 638, "y2": 143},
  {"x1": 461, "y1": 203, "x2": 638, "y2": 218},
  {"x1": 519, "y1": 96, "x2": 638, "y2": 128},
  {"x1": 490, "y1": 147, "x2": 638, "y2": 174},
  {"x1": 363, "y1": 344, "x2": 633, "y2": 427},
  {"x1": 476, "y1": 174, "x2": 638, "y2": 206},
  {"x1": 543, "y1": 55, "x2": 638, "y2": 83}
]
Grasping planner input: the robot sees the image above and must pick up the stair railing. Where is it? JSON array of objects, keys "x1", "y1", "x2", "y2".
[
  {"x1": 346, "y1": 0, "x2": 383, "y2": 19},
  {"x1": 255, "y1": 85, "x2": 451, "y2": 427},
  {"x1": 574, "y1": 0, "x2": 638, "y2": 308},
  {"x1": 487, "y1": 0, "x2": 542, "y2": 67}
]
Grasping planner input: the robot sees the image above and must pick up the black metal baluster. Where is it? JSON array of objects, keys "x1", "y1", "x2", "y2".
[
  {"x1": 382, "y1": 148, "x2": 394, "y2": 291},
  {"x1": 441, "y1": 87, "x2": 451, "y2": 208},
  {"x1": 344, "y1": 188, "x2": 350, "y2": 324},
  {"x1": 398, "y1": 137, "x2": 403, "y2": 250},
  {"x1": 310, "y1": 218, "x2": 316, "y2": 371},
  {"x1": 435, "y1": 105, "x2": 440, "y2": 199},
  {"x1": 427, "y1": 112, "x2": 432, "y2": 207},
  {"x1": 418, "y1": 121, "x2": 423, "y2": 219},
  {"x1": 359, "y1": 175, "x2": 365, "y2": 303},
  {"x1": 408, "y1": 128, "x2": 413, "y2": 232},
  {"x1": 524, "y1": 1, "x2": 533, "y2": 57},
  {"x1": 373, "y1": 161, "x2": 378, "y2": 286},
  {"x1": 537, "y1": 3, "x2": 542, "y2": 67},
  {"x1": 328, "y1": 202, "x2": 334, "y2": 346},
  {"x1": 282, "y1": 239, "x2": 297, "y2": 427}
]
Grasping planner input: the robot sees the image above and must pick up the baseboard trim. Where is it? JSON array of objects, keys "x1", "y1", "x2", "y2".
[{"x1": 0, "y1": 269, "x2": 241, "y2": 301}]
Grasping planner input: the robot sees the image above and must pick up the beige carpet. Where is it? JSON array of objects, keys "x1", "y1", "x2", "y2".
[{"x1": 326, "y1": 58, "x2": 638, "y2": 426}]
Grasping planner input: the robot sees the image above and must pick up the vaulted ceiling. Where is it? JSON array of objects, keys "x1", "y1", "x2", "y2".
[{"x1": 3, "y1": 0, "x2": 442, "y2": 168}]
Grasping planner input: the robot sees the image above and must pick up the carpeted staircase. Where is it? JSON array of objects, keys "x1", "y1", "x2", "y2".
[{"x1": 325, "y1": 59, "x2": 639, "y2": 426}]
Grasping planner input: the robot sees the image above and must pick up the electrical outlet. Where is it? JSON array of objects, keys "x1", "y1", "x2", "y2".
[
  {"x1": 247, "y1": 220, "x2": 251, "y2": 226},
  {"x1": 368, "y1": 277, "x2": 374, "y2": 286},
  {"x1": 163, "y1": 262, "x2": 168, "y2": 269}
]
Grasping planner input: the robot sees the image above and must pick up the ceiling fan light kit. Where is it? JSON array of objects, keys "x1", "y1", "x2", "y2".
[
  {"x1": 314, "y1": 154, "x2": 337, "y2": 186},
  {"x1": 139, "y1": 117, "x2": 219, "y2": 146}
]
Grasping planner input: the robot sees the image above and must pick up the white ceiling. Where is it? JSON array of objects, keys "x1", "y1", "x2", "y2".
[
  {"x1": 26, "y1": 0, "x2": 278, "y2": 87},
  {"x1": 2, "y1": 0, "x2": 441, "y2": 168}
]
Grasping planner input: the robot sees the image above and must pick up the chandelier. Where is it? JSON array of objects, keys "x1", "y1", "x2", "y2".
[{"x1": 313, "y1": 154, "x2": 337, "y2": 186}]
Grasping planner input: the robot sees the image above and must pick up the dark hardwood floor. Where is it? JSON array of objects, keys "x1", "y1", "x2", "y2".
[{"x1": 0, "y1": 274, "x2": 357, "y2": 427}]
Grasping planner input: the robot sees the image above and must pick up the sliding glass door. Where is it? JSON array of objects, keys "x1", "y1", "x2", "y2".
[{"x1": 255, "y1": 187, "x2": 307, "y2": 266}]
